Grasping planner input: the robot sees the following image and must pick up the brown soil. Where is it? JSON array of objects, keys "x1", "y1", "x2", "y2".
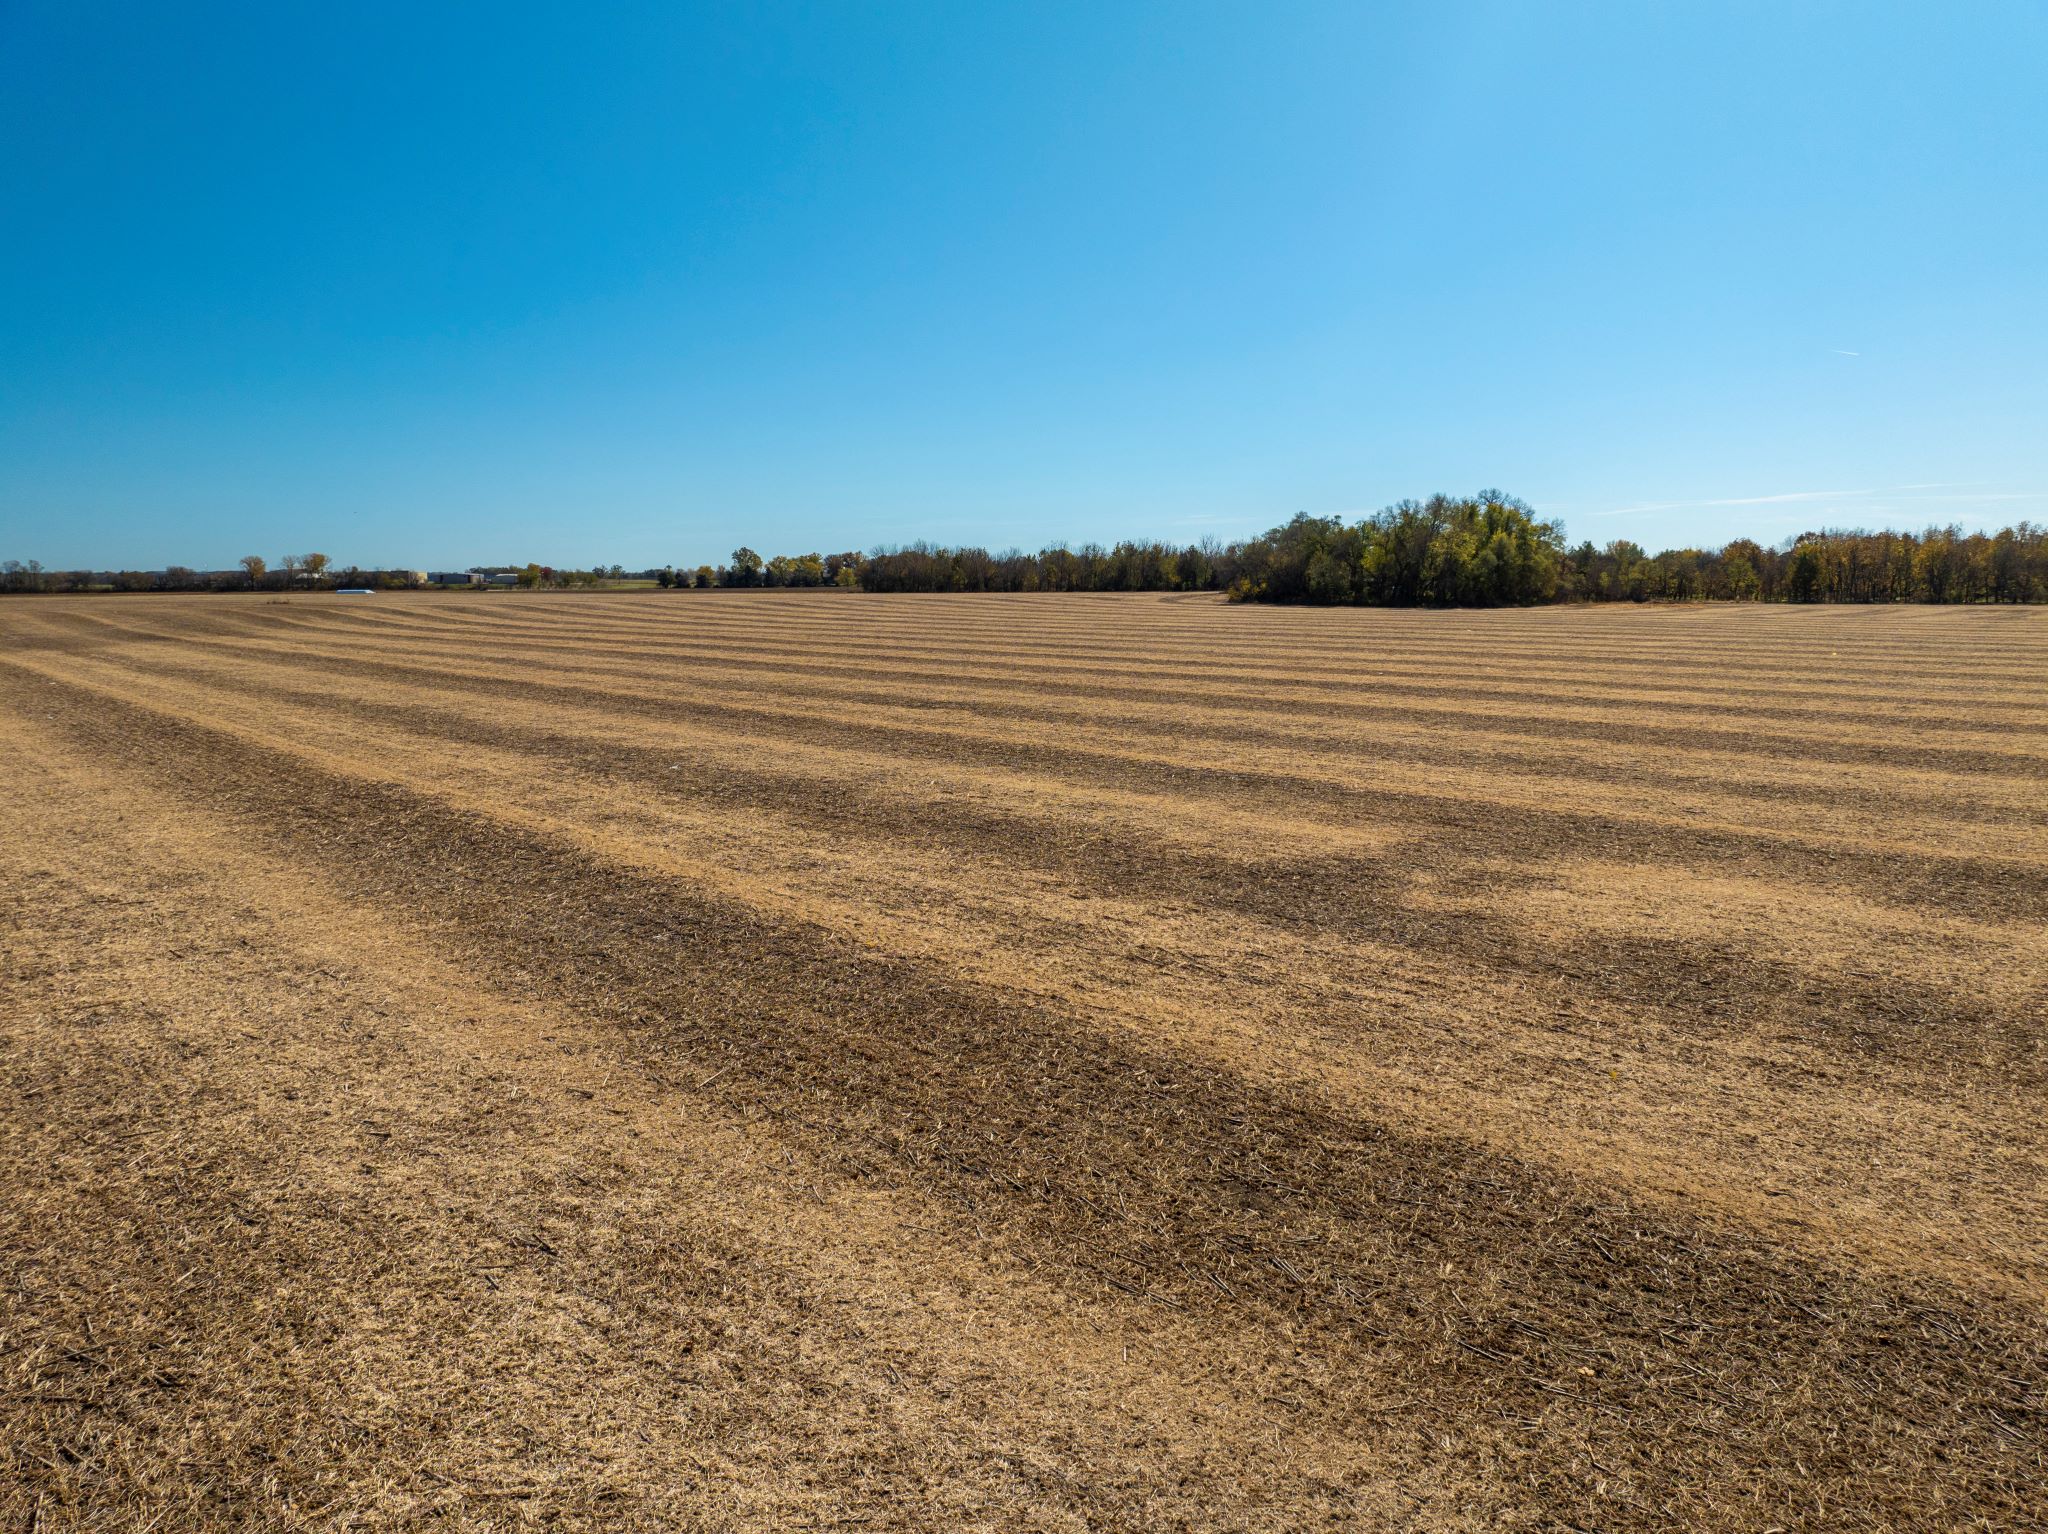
[{"x1": 3, "y1": 592, "x2": 2043, "y2": 1531}]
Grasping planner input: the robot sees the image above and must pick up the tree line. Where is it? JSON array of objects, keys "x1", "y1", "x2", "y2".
[
  {"x1": 1, "y1": 553, "x2": 336, "y2": 592},
  {"x1": 1224, "y1": 494, "x2": 2048, "y2": 605},
  {"x1": 663, "y1": 497, "x2": 2039, "y2": 606},
  {"x1": 660, "y1": 543, "x2": 1234, "y2": 593},
  {"x1": 8, "y1": 496, "x2": 2045, "y2": 602},
  {"x1": 0, "y1": 556, "x2": 650, "y2": 592},
  {"x1": 644, "y1": 497, "x2": 2046, "y2": 604}
]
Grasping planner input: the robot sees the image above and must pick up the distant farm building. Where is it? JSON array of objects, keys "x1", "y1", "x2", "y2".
[{"x1": 427, "y1": 571, "x2": 486, "y2": 586}]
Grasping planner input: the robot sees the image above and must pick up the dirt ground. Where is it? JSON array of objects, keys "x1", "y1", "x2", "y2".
[{"x1": 2, "y1": 592, "x2": 2043, "y2": 1531}]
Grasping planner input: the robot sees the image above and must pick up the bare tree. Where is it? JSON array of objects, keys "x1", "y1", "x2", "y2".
[
  {"x1": 239, "y1": 555, "x2": 267, "y2": 589},
  {"x1": 1, "y1": 559, "x2": 49, "y2": 593},
  {"x1": 279, "y1": 553, "x2": 304, "y2": 587}
]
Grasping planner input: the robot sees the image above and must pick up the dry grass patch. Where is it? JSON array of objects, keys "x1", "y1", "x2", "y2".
[{"x1": 3, "y1": 593, "x2": 2044, "y2": 1532}]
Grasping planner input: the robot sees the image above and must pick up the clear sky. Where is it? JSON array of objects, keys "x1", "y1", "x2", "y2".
[{"x1": 4, "y1": 1, "x2": 2044, "y2": 571}]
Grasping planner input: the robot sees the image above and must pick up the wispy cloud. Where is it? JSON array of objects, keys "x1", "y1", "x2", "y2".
[
  {"x1": 1831, "y1": 348, "x2": 1860, "y2": 357},
  {"x1": 1590, "y1": 488, "x2": 1870, "y2": 518},
  {"x1": 1709, "y1": 489, "x2": 1871, "y2": 506},
  {"x1": 1590, "y1": 484, "x2": 2043, "y2": 521}
]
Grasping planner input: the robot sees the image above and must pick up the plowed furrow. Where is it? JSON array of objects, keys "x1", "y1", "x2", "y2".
[
  {"x1": 76, "y1": 615, "x2": 2048, "y2": 827},
  {"x1": 34, "y1": 641, "x2": 2043, "y2": 1090},
  {"x1": 37, "y1": 636, "x2": 2048, "y2": 923},
  {"x1": 6, "y1": 593, "x2": 2044, "y2": 1534},
  {"x1": 4, "y1": 657, "x2": 2043, "y2": 1532},
  {"x1": 145, "y1": 600, "x2": 2048, "y2": 746},
  {"x1": 16, "y1": 641, "x2": 2044, "y2": 1304}
]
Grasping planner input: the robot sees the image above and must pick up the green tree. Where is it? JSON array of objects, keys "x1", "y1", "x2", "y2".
[
  {"x1": 1785, "y1": 545, "x2": 1823, "y2": 602},
  {"x1": 1724, "y1": 552, "x2": 1761, "y2": 600}
]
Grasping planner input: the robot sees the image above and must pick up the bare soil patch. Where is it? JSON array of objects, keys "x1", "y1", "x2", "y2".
[{"x1": 4, "y1": 593, "x2": 2044, "y2": 1531}]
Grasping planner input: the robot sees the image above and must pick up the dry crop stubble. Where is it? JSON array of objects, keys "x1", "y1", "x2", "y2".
[{"x1": 2, "y1": 591, "x2": 2044, "y2": 1531}]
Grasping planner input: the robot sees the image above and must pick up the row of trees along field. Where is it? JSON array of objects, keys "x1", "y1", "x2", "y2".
[
  {"x1": 0, "y1": 559, "x2": 644, "y2": 592},
  {"x1": 0, "y1": 554, "x2": 339, "y2": 592},
  {"x1": 649, "y1": 542, "x2": 1234, "y2": 592},
  {"x1": 9, "y1": 497, "x2": 2045, "y2": 603},
  {"x1": 656, "y1": 550, "x2": 867, "y2": 587},
  {"x1": 1228, "y1": 495, "x2": 2048, "y2": 605},
  {"x1": 665, "y1": 495, "x2": 2041, "y2": 604}
]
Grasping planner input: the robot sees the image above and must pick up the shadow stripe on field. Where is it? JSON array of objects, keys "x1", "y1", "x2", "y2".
[
  {"x1": 99, "y1": 601, "x2": 2048, "y2": 767},
  {"x1": 58, "y1": 640, "x2": 2047, "y2": 1093},
  {"x1": 7, "y1": 660, "x2": 2043, "y2": 1534},
  {"x1": 49, "y1": 635, "x2": 2048, "y2": 927}
]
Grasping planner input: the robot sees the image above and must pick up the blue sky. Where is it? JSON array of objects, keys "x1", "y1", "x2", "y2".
[{"x1": 3, "y1": 1, "x2": 2043, "y2": 570}]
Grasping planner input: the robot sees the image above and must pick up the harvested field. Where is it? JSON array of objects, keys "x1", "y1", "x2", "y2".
[{"x1": 3, "y1": 591, "x2": 2044, "y2": 1531}]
